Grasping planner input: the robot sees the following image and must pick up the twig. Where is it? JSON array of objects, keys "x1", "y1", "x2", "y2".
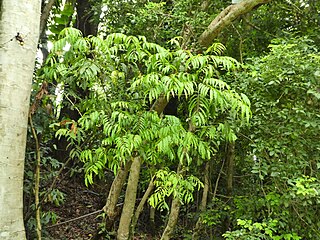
[
  {"x1": 213, "y1": 157, "x2": 226, "y2": 198},
  {"x1": 45, "y1": 209, "x2": 103, "y2": 229},
  {"x1": 231, "y1": 23, "x2": 243, "y2": 64}
]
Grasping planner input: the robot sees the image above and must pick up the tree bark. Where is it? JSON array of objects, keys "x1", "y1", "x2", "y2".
[
  {"x1": 161, "y1": 122, "x2": 195, "y2": 240},
  {"x1": 0, "y1": 1, "x2": 41, "y2": 239},
  {"x1": 76, "y1": 0, "x2": 99, "y2": 36},
  {"x1": 130, "y1": 176, "x2": 155, "y2": 237},
  {"x1": 149, "y1": 206, "x2": 156, "y2": 235},
  {"x1": 223, "y1": 142, "x2": 235, "y2": 232},
  {"x1": 103, "y1": 159, "x2": 132, "y2": 231},
  {"x1": 117, "y1": 156, "x2": 142, "y2": 240},
  {"x1": 102, "y1": 96, "x2": 169, "y2": 234},
  {"x1": 40, "y1": 0, "x2": 55, "y2": 36},
  {"x1": 160, "y1": 163, "x2": 184, "y2": 240},
  {"x1": 226, "y1": 142, "x2": 235, "y2": 196},
  {"x1": 192, "y1": 162, "x2": 210, "y2": 239},
  {"x1": 199, "y1": 0, "x2": 272, "y2": 47}
]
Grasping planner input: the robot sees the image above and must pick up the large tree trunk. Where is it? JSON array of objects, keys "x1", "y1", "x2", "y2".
[
  {"x1": 199, "y1": 0, "x2": 272, "y2": 47},
  {"x1": 0, "y1": 1, "x2": 41, "y2": 239}
]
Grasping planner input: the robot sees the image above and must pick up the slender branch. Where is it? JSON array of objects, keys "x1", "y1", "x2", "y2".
[
  {"x1": 130, "y1": 176, "x2": 155, "y2": 237},
  {"x1": 29, "y1": 114, "x2": 42, "y2": 240},
  {"x1": 231, "y1": 24, "x2": 243, "y2": 64},
  {"x1": 45, "y1": 209, "x2": 103, "y2": 229},
  {"x1": 199, "y1": 0, "x2": 272, "y2": 47},
  {"x1": 213, "y1": 157, "x2": 226, "y2": 198},
  {"x1": 40, "y1": 0, "x2": 55, "y2": 36}
]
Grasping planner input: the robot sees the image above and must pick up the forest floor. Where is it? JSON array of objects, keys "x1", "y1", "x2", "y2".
[
  {"x1": 43, "y1": 172, "x2": 156, "y2": 240},
  {"x1": 45, "y1": 173, "x2": 106, "y2": 240}
]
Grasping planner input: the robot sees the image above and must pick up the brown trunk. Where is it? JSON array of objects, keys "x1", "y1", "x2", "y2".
[
  {"x1": 40, "y1": 0, "x2": 55, "y2": 37},
  {"x1": 149, "y1": 206, "x2": 156, "y2": 235},
  {"x1": 223, "y1": 142, "x2": 235, "y2": 232},
  {"x1": 103, "y1": 96, "x2": 169, "y2": 235},
  {"x1": 103, "y1": 160, "x2": 132, "y2": 231},
  {"x1": 160, "y1": 163, "x2": 184, "y2": 240},
  {"x1": 117, "y1": 156, "x2": 142, "y2": 240},
  {"x1": 192, "y1": 162, "x2": 210, "y2": 239},
  {"x1": 76, "y1": 0, "x2": 99, "y2": 36},
  {"x1": 199, "y1": 0, "x2": 272, "y2": 47},
  {"x1": 130, "y1": 177, "x2": 155, "y2": 237},
  {"x1": 161, "y1": 123, "x2": 195, "y2": 239},
  {"x1": 160, "y1": 196, "x2": 181, "y2": 240},
  {"x1": 151, "y1": 95, "x2": 169, "y2": 115},
  {"x1": 226, "y1": 142, "x2": 235, "y2": 196}
]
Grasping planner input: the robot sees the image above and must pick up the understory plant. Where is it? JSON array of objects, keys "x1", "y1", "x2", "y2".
[{"x1": 41, "y1": 27, "x2": 250, "y2": 238}]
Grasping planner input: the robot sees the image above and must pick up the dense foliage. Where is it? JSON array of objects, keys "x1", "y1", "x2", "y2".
[{"x1": 23, "y1": 0, "x2": 320, "y2": 239}]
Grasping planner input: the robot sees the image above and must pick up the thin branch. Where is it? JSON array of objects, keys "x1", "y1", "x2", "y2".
[
  {"x1": 40, "y1": 0, "x2": 55, "y2": 36},
  {"x1": 231, "y1": 23, "x2": 243, "y2": 64},
  {"x1": 199, "y1": 0, "x2": 272, "y2": 47},
  {"x1": 45, "y1": 209, "x2": 103, "y2": 229},
  {"x1": 29, "y1": 114, "x2": 42, "y2": 240},
  {"x1": 213, "y1": 157, "x2": 226, "y2": 199}
]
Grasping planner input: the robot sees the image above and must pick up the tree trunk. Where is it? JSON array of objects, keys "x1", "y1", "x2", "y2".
[
  {"x1": 160, "y1": 163, "x2": 184, "y2": 240},
  {"x1": 40, "y1": 0, "x2": 55, "y2": 37},
  {"x1": 149, "y1": 206, "x2": 156, "y2": 235},
  {"x1": 76, "y1": 0, "x2": 99, "y2": 36},
  {"x1": 130, "y1": 176, "x2": 155, "y2": 237},
  {"x1": 103, "y1": 159, "x2": 132, "y2": 231},
  {"x1": 223, "y1": 142, "x2": 235, "y2": 232},
  {"x1": 161, "y1": 123, "x2": 195, "y2": 240},
  {"x1": 192, "y1": 162, "x2": 210, "y2": 239},
  {"x1": 117, "y1": 156, "x2": 142, "y2": 240},
  {"x1": 226, "y1": 142, "x2": 235, "y2": 196},
  {"x1": 199, "y1": 0, "x2": 272, "y2": 47},
  {"x1": 103, "y1": 96, "x2": 169, "y2": 234},
  {"x1": 160, "y1": 196, "x2": 181, "y2": 240},
  {"x1": 0, "y1": 1, "x2": 41, "y2": 239}
]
